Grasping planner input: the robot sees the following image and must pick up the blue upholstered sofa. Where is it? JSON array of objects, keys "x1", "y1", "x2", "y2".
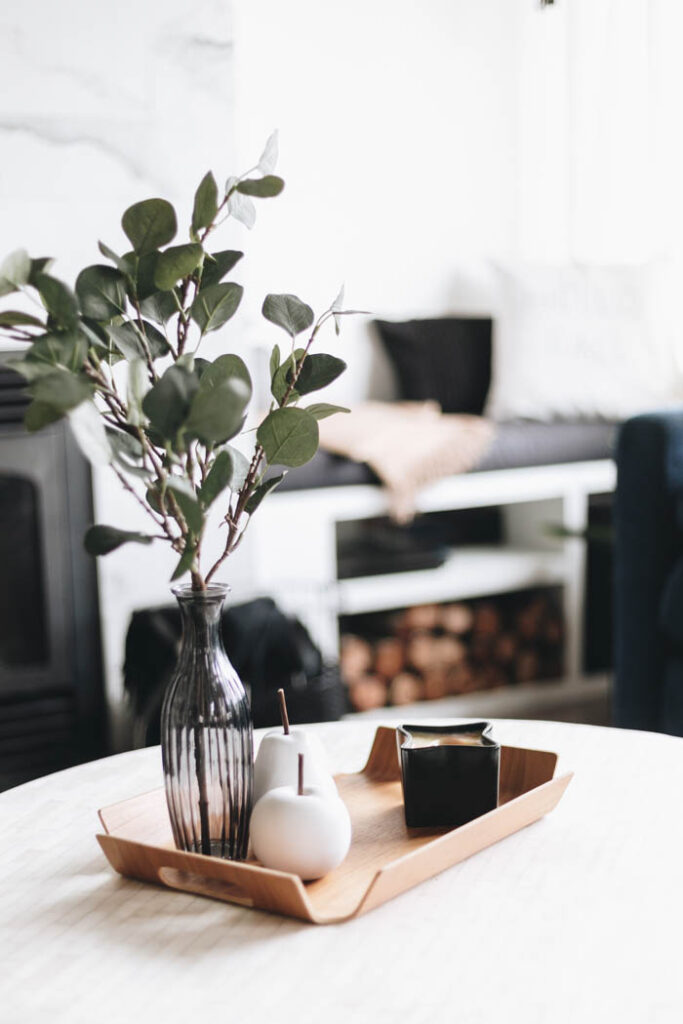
[{"x1": 615, "y1": 410, "x2": 683, "y2": 735}]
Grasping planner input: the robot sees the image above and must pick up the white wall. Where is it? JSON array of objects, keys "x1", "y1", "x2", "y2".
[
  {"x1": 231, "y1": 0, "x2": 519, "y2": 404},
  {"x1": 0, "y1": 0, "x2": 241, "y2": 713},
  {"x1": 1, "y1": 0, "x2": 525, "y2": 714}
]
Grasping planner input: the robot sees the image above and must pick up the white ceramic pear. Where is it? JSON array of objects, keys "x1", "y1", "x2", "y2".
[
  {"x1": 250, "y1": 755, "x2": 352, "y2": 880},
  {"x1": 253, "y1": 689, "x2": 336, "y2": 803}
]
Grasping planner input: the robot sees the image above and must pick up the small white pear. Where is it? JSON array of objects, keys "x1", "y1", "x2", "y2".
[
  {"x1": 253, "y1": 689, "x2": 336, "y2": 803},
  {"x1": 250, "y1": 754, "x2": 352, "y2": 880}
]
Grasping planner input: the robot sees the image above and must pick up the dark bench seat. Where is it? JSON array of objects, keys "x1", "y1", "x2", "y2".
[{"x1": 278, "y1": 419, "x2": 617, "y2": 492}]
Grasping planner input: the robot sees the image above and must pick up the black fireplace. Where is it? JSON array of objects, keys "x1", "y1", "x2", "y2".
[{"x1": 0, "y1": 363, "x2": 106, "y2": 790}]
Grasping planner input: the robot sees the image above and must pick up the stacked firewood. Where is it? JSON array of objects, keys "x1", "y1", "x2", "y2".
[{"x1": 341, "y1": 590, "x2": 563, "y2": 712}]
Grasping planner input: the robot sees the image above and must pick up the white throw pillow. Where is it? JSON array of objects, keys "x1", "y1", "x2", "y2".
[{"x1": 485, "y1": 261, "x2": 683, "y2": 421}]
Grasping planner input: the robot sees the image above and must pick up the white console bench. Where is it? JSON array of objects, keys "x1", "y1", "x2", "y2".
[{"x1": 250, "y1": 458, "x2": 616, "y2": 696}]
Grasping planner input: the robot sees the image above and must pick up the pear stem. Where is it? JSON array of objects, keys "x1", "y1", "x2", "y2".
[
  {"x1": 298, "y1": 753, "x2": 304, "y2": 796},
  {"x1": 278, "y1": 688, "x2": 290, "y2": 735}
]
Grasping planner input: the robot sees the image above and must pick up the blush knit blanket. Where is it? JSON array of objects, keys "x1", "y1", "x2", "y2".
[{"x1": 318, "y1": 401, "x2": 495, "y2": 522}]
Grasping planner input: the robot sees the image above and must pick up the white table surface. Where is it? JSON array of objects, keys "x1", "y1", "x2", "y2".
[{"x1": 1, "y1": 718, "x2": 682, "y2": 1024}]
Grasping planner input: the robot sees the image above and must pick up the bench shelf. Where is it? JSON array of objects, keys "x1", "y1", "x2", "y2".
[{"x1": 250, "y1": 458, "x2": 616, "y2": 691}]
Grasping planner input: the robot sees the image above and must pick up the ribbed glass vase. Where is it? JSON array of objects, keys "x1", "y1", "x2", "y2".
[{"x1": 161, "y1": 583, "x2": 253, "y2": 860}]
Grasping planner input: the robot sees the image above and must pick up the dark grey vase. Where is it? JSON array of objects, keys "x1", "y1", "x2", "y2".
[{"x1": 161, "y1": 583, "x2": 253, "y2": 860}]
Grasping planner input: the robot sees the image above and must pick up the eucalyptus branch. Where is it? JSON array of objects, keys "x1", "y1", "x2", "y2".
[
  {"x1": 1, "y1": 133, "x2": 359, "y2": 593},
  {"x1": 132, "y1": 297, "x2": 159, "y2": 380},
  {"x1": 204, "y1": 310, "x2": 343, "y2": 583},
  {"x1": 176, "y1": 280, "x2": 193, "y2": 356},
  {"x1": 111, "y1": 465, "x2": 169, "y2": 535},
  {"x1": 1, "y1": 332, "x2": 36, "y2": 343},
  {"x1": 0, "y1": 327, "x2": 38, "y2": 342},
  {"x1": 135, "y1": 429, "x2": 180, "y2": 544},
  {"x1": 84, "y1": 360, "x2": 127, "y2": 417},
  {"x1": 176, "y1": 193, "x2": 231, "y2": 356}
]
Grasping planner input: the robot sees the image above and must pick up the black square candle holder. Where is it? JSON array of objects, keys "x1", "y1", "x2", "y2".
[{"x1": 397, "y1": 722, "x2": 500, "y2": 829}]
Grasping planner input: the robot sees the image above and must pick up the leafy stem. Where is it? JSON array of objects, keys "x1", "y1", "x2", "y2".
[{"x1": 0, "y1": 133, "x2": 362, "y2": 591}]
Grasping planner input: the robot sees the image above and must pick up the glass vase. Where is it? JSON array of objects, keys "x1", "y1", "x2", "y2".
[{"x1": 161, "y1": 583, "x2": 253, "y2": 860}]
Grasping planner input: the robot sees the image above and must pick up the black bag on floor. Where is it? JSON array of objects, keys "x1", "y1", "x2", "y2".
[{"x1": 124, "y1": 597, "x2": 346, "y2": 748}]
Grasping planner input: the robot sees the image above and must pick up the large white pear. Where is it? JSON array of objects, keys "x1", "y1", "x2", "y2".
[
  {"x1": 253, "y1": 727, "x2": 336, "y2": 804},
  {"x1": 250, "y1": 784, "x2": 352, "y2": 880}
]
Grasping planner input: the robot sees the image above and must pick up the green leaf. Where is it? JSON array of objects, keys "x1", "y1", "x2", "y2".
[
  {"x1": 166, "y1": 478, "x2": 203, "y2": 535},
  {"x1": 200, "y1": 250, "x2": 243, "y2": 289},
  {"x1": 305, "y1": 403, "x2": 351, "y2": 420},
  {"x1": 269, "y1": 343, "x2": 280, "y2": 381},
  {"x1": 258, "y1": 130, "x2": 279, "y2": 174},
  {"x1": 236, "y1": 175, "x2": 285, "y2": 198},
  {"x1": 176, "y1": 353, "x2": 195, "y2": 372},
  {"x1": 3, "y1": 356, "x2": 53, "y2": 383},
  {"x1": 1, "y1": 249, "x2": 31, "y2": 287},
  {"x1": 332, "y1": 308, "x2": 368, "y2": 336},
  {"x1": 84, "y1": 525, "x2": 153, "y2": 556},
  {"x1": 79, "y1": 317, "x2": 111, "y2": 350},
  {"x1": 271, "y1": 348, "x2": 304, "y2": 405},
  {"x1": 126, "y1": 358, "x2": 148, "y2": 427},
  {"x1": 170, "y1": 542, "x2": 197, "y2": 582},
  {"x1": 28, "y1": 257, "x2": 54, "y2": 287},
  {"x1": 331, "y1": 284, "x2": 345, "y2": 311},
  {"x1": 132, "y1": 251, "x2": 160, "y2": 300},
  {"x1": 154, "y1": 243, "x2": 203, "y2": 291},
  {"x1": 29, "y1": 369, "x2": 92, "y2": 411},
  {"x1": 68, "y1": 401, "x2": 112, "y2": 466},
  {"x1": 245, "y1": 473, "x2": 286, "y2": 514},
  {"x1": 0, "y1": 310, "x2": 44, "y2": 328},
  {"x1": 139, "y1": 289, "x2": 178, "y2": 325},
  {"x1": 190, "y1": 281, "x2": 243, "y2": 334},
  {"x1": 142, "y1": 364, "x2": 199, "y2": 439},
  {"x1": 331, "y1": 283, "x2": 344, "y2": 335},
  {"x1": 122, "y1": 198, "x2": 177, "y2": 255},
  {"x1": 192, "y1": 171, "x2": 219, "y2": 233},
  {"x1": 97, "y1": 241, "x2": 129, "y2": 273},
  {"x1": 146, "y1": 486, "x2": 162, "y2": 514},
  {"x1": 107, "y1": 321, "x2": 170, "y2": 361},
  {"x1": 24, "y1": 400, "x2": 63, "y2": 432},
  {"x1": 295, "y1": 353, "x2": 346, "y2": 395},
  {"x1": 107, "y1": 427, "x2": 143, "y2": 462},
  {"x1": 194, "y1": 357, "x2": 212, "y2": 381},
  {"x1": 185, "y1": 377, "x2": 250, "y2": 445},
  {"x1": 198, "y1": 450, "x2": 234, "y2": 507},
  {"x1": 200, "y1": 354, "x2": 252, "y2": 402},
  {"x1": 75, "y1": 265, "x2": 127, "y2": 321},
  {"x1": 0, "y1": 256, "x2": 53, "y2": 298},
  {"x1": 257, "y1": 407, "x2": 319, "y2": 467},
  {"x1": 24, "y1": 331, "x2": 87, "y2": 375},
  {"x1": 36, "y1": 274, "x2": 80, "y2": 329},
  {"x1": 226, "y1": 181, "x2": 256, "y2": 229},
  {"x1": 113, "y1": 461, "x2": 150, "y2": 481},
  {"x1": 106, "y1": 428, "x2": 148, "y2": 479},
  {"x1": 222, "y1": 444, "x2": 250, "y2": 489},
  {"x1": 262, "y1": 293, "x2": 314, "y2": 338}
]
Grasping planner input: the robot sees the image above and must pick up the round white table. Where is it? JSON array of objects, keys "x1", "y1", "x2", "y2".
[{"x1": 1, "y1": 718, "x2": 682, "y2": 1024}]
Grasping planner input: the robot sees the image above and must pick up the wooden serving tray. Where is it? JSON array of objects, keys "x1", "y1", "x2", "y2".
[{"x1": 97, "y1": 726, "x2": 572, "y2": 925}]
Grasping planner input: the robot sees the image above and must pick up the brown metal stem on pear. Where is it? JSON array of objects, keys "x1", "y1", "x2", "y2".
[
  {"x1": 298, "y1": 753, "x2": 304, "y2": 797},
  {"x1": 277, "y1": 688, "x2": 290, "y2": 735}
]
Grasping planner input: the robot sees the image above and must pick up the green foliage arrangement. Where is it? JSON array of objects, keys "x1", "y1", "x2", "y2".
[{"x1": 0, "y1": 134, "x2": 361, "y2": 590}]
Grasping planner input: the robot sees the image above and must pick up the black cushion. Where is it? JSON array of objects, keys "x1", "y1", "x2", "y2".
[{"x1": 374, "y1": 316, "x2": 492, "y2": 414}]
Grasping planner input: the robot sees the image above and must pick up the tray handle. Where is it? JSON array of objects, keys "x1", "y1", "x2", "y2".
[
  {"x1": 97, "y1": 833, "x2": 315, "y2": 921},
  {"x1": 158, "y1": 866, "x2": 254, "y2": 907},
  {"x1": 362, "y1": 726, "x2": 402, "y2": 781}
]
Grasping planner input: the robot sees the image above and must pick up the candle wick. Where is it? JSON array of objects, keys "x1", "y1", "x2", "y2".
[
  {"x1": 277, "y1": 688, "x2": 290, "y2": 735},
  {"x1": 298, "y1": 753, "x2": 304, "y2": 797}
]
